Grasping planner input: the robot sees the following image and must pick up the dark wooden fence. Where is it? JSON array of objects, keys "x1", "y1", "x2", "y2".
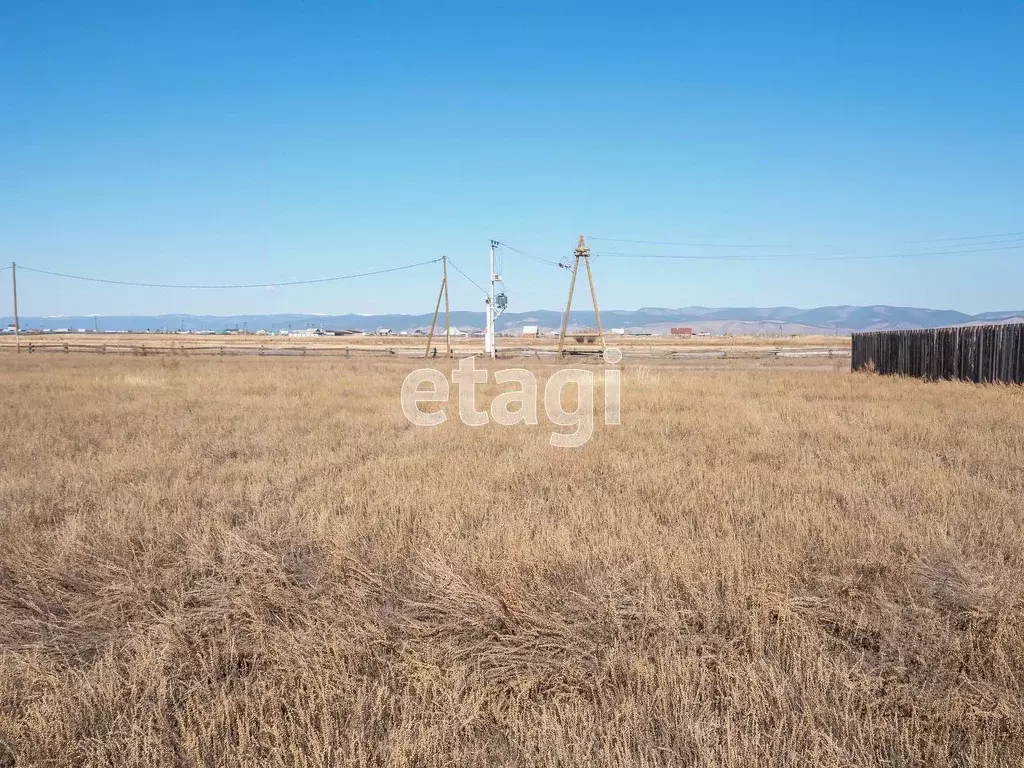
[{"x1": 852, "y1": 324, "x2": 1024, "y2": 383}]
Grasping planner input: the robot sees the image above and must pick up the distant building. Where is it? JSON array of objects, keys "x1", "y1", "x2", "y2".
[
  {"x1": 610, "y1": 328, "x2": 626, "y2": 335},
  {"x1": 670, "y1": 327, "x2": 693, "y2": 337},
  {"x1": 522, "y1": 325, "x2": 539, "y2": 336}
]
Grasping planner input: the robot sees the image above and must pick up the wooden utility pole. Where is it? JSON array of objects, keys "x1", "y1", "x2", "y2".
[
  {"x1": 425, "y1": 256, "x2": 452, "y2": 358},
  {"x1": 11, "y1": 262, "x2": 19, "y2": 354},
  {"x1": 557, "y1": 236, "x2": 605, "y2": 355},
  {"x1": 557, "y1": 252, "x2": 580, "y2": 355},
  {"x1": 442, "y1": 255, "x2": 451, "y2": 357},
  {"x1": 584, "y1": 243, "x2": 605, "y2": 346}
]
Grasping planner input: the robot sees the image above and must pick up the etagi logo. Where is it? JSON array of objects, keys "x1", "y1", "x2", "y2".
[{"x1": 400, "y1": 349, "x2": 622, "y2": 448}]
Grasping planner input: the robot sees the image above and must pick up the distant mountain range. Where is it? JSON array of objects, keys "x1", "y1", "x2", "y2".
[{"x1": 4, "y1": 305, "x2": 1023, "y2": 335}]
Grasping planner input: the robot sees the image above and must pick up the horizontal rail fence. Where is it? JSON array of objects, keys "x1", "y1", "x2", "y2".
[
  {"x1": 0, "y1": 342, "x2": 394, "y2": 358},
  {"x1": 0, "y1": 340, "x2": 852, "y2": 361},
  {"x1": 852, "y1": 324, "x2": 1024, "y2": 384}
]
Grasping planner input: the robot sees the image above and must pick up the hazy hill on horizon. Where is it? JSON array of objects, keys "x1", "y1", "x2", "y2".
[{"x1": 4, "y1": 305, "x2": 1023, "y2": 335}]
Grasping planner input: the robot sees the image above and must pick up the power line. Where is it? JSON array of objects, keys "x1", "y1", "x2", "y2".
[
  {"x1": 496, "y1": 241, "x2": 563, "y2": 268},
  {"x1": 902, "y1": 230, "x2": 1024, "y2": 243},
  {"x1": 15, "y1": 259, "x2": 441, "y2": 289},
  {"x1": 588, "y1": 230, "x2": 1024, "y2": 249},
  {"x1": 594, "y1": 242, "x2": 1024, "y2": 262},
  {"x1": 445, "y1": 257, "x2": 488, "y2": 295},
  {"x1": 596, "y1": 250, "x2": 787, "y2": 260},
  {"x1": 590, "y1": 236, "x2": 795, "y2": 249},
  {"x1": 814, "y1": 243, "x2": 1024, "y2": 261}
]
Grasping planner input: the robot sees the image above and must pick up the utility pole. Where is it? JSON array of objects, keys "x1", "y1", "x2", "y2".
[
  {"x1": 485, "y1": 240, "x2": 497, "y2": 358},
  {"x1": 557, "y1": 235, "x2": 605, "y2": 355},
  {"x1": 482, "y1": 240, "x2": 508, "y2": 359},
  {"x1": 11, "y1": 262, "x2": 19, "y2": 354},
  {"x1": 425, "y1": 256, "x2": 452, "y2": 358},
  {"x1": 557, "y1": 251, "x2": 579, "y2": 355},
  {"x1": 442, "y1": 255, "x2": 451, "y2": 357}
]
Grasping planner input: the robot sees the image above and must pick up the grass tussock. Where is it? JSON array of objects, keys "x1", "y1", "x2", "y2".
[{"x1": 0, "y1": 356, "x2": 1022, "y2": 767}]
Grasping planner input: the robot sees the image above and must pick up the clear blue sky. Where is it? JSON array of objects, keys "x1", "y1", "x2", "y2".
[{"x1": 2, "y1": 1, "x2": 1022, "y2": 317}]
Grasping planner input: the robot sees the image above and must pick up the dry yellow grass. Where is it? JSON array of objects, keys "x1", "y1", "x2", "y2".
[{"x1": 0, "y1": 355, "x2": 1021, "y2": 766}]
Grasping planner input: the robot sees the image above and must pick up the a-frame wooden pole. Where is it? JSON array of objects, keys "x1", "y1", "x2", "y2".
[
  {"x1": 584, "y1": 252, "x2": 605, "y2": 351},
  {"x1": 557, "y1": 252, "x2": 581, "y2": 356},
  {"x1": 425, "y1": 262, "x2": 446, "y2": 358},
  {"x1": 442, "y1": 255, "x2": 451, "y2": 357}
]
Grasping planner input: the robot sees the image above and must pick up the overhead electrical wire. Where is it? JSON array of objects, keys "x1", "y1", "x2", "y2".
[
  {"x1": 495, "y1": 241, "x2": 563, "y2": 269},
  {"x1": 813, "y1": 243, "x2": 1024, "y2": 261},
  {"x1": 590, "y1": 236, "x2": 799, "y2": 249},
  {"x1": 445, "y1": 257, "x2": 489, "y2": 296},
  {"x1": 587, "y1": 230, "x2": 1024, "y2": 249},
  {"x1": 899, "y1": 230, "x2": 1024, "y2": 244},
  {"x1": 495, "y1": 234, "x2": 1024, "y2": 267},
  {"x1": 15, "y1": 259, "x2": 441, "y2": 289},
  {"x1": 10, "y1": 226, "x2": 1021, "y2": 296},
  {"x1": 594, "y1": 241, "x2": 1024, "y2": 262}
]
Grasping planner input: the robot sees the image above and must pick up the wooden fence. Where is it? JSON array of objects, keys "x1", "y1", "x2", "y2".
[
  {"x1": 852, "y1": 324, "x2": 1024, "y2": 384},
  {"x1": 0, "y1": 340, "x2": 851, "y2": 362}
]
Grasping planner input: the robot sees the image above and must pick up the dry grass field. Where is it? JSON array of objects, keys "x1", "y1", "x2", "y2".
[{"x1": 0, "y1": 355, "x2": 1021, "y2": 766}]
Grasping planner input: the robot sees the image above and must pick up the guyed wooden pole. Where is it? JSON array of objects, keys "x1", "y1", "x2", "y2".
[
  {"x1": 442, "y1": 255, "x2": 451, "y2": 357},
  {"x1": 557, "y1": 239, "x2": 582, "y2": 356},
  {"x1": 425, "y1": 257, "x2": 447, "y2": 358},
  {"x1": 584, "y1": 249, "x2": 605, "y2": 351},
  {"x1": 557, "y1": 236, "x2": 604, "y2": 355}
]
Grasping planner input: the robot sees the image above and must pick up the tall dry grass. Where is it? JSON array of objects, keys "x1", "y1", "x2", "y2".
[{"x1": 0, "y1": 355, "x2": 1021, "y2": 767}]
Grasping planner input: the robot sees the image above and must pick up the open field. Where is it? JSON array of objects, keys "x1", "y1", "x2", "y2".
[{"x1": 0, "y1": 356, "x2": 1021, "y2": 766}]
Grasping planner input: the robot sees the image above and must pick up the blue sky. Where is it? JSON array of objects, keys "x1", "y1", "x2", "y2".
[{"x1": 1, "y1": 1, "x2": 1022, "y2": 317}]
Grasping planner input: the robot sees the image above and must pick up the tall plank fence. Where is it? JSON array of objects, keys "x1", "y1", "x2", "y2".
[{"x1": 852, "y1": 324, "x2": 1024, "y2": 384}]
